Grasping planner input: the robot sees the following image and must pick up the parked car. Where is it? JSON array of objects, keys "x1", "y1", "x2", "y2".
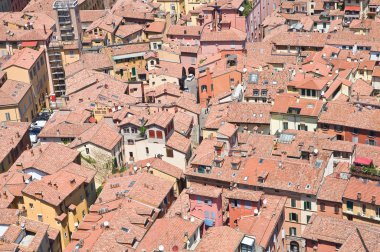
[
  {"x1": 29, "y1": 127, "x2": 41, "y2": 144},
  {"x1": 186, "y1": 74, "x2": 194, "y2": 81}
]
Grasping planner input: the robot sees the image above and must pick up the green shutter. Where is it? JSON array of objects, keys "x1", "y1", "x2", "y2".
[{"x1": 304, "y1": 201, "x2": 307, "y2": 210}]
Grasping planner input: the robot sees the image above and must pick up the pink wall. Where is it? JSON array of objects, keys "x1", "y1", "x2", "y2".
[
  {"x1": 189, "y1": 194, "x2": 223, "y2": 227},
  {"x1": 246, "y1": 0, "x2": 281, "y2": 42},
  {"x1": 220, "y1": 10, "x2": 246, "y2": 32}
]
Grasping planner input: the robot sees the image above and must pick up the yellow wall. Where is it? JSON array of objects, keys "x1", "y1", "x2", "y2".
[
  {"x1": 342, "y1": 199, "x2": 380, "y2": 224},
  {"x1": 61, "y1": 49, "x2": 80, "y2": 66},
  {"x1": 0, "y1": 87, "x2": 34, "y2": 122},
  {"x1": 22, "y1": 184, "x2": 89, "y2": 250},
  {"x1": 3, "y1": 53, "x2": 49, "y2": 112}
]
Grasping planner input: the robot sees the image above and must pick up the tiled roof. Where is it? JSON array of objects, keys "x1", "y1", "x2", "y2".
[
  {"x1": 144, "y1": 21, "x2": 166, "y2": 33},
  {"x1": 343, "y1": 177, "x2": 380, "y2": 204},
  {"x1": 196, "y1": 226, "x2": 244, "y2": 252},
  {"x1": 146, "y1": 111, "x2": 174, "y2": 128},
  {"x1": 0, "y1": 122, "x2": 30, "y2": 161},
  {"x1": 201, "y1": 28, "x2": 246, "y2": 42},
  {"x1": 0, "y1": 80, "x2": 31, "y2": 106},
  {"x1": 302, "y1": 214, "x2": 380, "y2": 245},
  {"x1": 69, "y1": 122, "x2": 122, "y2": 151},
  {"x1": 9, "y1": 143, "x2": 79, "y2": 175},
  {"x1": 135, "y1": 157, "x2": 183, "y2": 179},
  {"x1": 137, "y1": 216, "x2": 202, "y2": 251},
  {"x1": 237, "y1": 195, "x2": 286, "y2": 249},
  {"x1": 22, "y1": 170, "x2": 86, "y2": 206},
  {"x1": 217, "y1": 122, "x2": 237, "y2": 138},
  {"x1": 271, "y1": 93, "x2": 324, "y2": 117},
  {"x1": 166, "y1": 131, "x2": 191, "y2": 154},
  {"x1": 1, "y1": 48, "x2": 44, "y2": 70},
  {"x1": 167, "y1": 25, "x2": 202, "y2": 37},
  {"x1": 187, "y1": 183, "x2": 222, "y2": 198},
  {"x1": 115, "y1": 24, "x2": 143, "y2": 38},
  {"x1": 225, "y1": 188, "x2": 263, "y2": 202},
  {"x1": 317, "y1": 176, "x2": 348, "y2": 203},
  {"x1": 98, "y1": 172, "x2": 174, "y2": 208},
  {"x1": 318, "y1": 101, "x2": 380, "y2": 132}
]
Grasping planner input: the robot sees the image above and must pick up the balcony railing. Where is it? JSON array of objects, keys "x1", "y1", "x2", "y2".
[{"x1": 350, "y1": 165, "x2": 380, "y2": 180}]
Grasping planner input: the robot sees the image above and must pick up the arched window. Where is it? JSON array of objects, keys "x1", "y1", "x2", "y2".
[{"x1": 201, "y1": 85, "x2": 207, "y2": 92}]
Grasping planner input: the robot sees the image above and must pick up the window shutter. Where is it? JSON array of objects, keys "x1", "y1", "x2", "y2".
[
  {"x1": 237, "y1": 200, "x2": 241, "y2": 208},
  {"x1": 295, "y1": 214, "x2": 298, "y2": 222},
  {"x1": 304, "y1": 201, "x2": 307, "y2": 210},
  {"x1": 204, "y1": 211, "x2": 209, "y2": 218},
  {"x1": 289, "y1": 213, "x2": 292, "y2": 221}
]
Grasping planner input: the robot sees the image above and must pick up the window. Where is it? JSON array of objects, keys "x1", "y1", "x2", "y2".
[
  {"x1": 166, "y1": 148, "x2": 174, "y2": 158},
  {"x1": 29, "y1": 70, "x2": 33, "y2": 80},
  {"x1": 347, "y1": 201, "x2": 353, "y2": 212},
  {"x1": 211, "y1": 84, "x2": 214, "y2": 91},
  {"x1": 198, "y1": 166, "x2": 205, "y2": 173},
  {"x1": 211, "y1": 211, "x2": 216, "y2": 219},
  {"x1": 334, "y1": 125, "x2": 343, "y2": 132},
  {"x1": 127, "y1": 139, "x2": 134, "y2": 145},
  {"x1": 352, "y1": 128, "x2": 359, "y2": 135},
  {"x1": 289, "y1": 213, "x2": 298, "y2": 222},
  {"x1": 5, "y1": 112, "x2": 11, "y2": 121},
  {"x1": 334, "y1": 204, "x2": 340, "y2": 214},
  {"x1": 37, "y1": 61, "x2": 40, "y2": 71},
  {"x1": 85, "y1": 147, "x2": 89, "y2": 154},
  {"x1": 289, "y1": 227, "x2": 297, "y2": 236},
  {"x1": 40, "y1": 57, "x2": 44, "y2": 65},
  {"x1": 64, "y1": 232, "x2": 68, "y2": 238},
  {"x1": 367, "y1": 139, "x2": 377, "y2": 146},
  {"x1": 156, "y1": 130, "x2": 163, "y2": 139},
  {"x1": 204, "y1": 199, "x2": 212, "y2": 206},
  {"x1": 145, "y1": 147, "x2": 149, "y2": 154},
  {"x1": 231, "y1": 199, "x2": 240, "y2": 208},
  {"x1": 320, "y1": 202, "x2": 325, "y2": 212},
  {"x1": 29, "y1": 203, "x2": 34, "y2": 209},
  {"x1": 148, "y1": 130, "x2": 155, "y2": 138},
  {"x1": 82, "y1": 210, "x2": 86, "y2": 218},
  {"x1": 306, "y1": 215, "x2": 311, "y2": 223},
  {"x1": 362, "y1": 204, "x2": 366, "y2": 214},
  {"x1": 369, "y1": 131, "x2": 375, "y2": 137},
  {"x1": 376, "y1": 207, "x2": 380, "y2": 218},
  {"x1": 352, "y1": 136, "x2": 358, "y2": 143},
  {"x1": 37, "y1": 214, "x2": 43, "y2": 222},
  {"x1": 291, "y1": 199, "x2": 296, "y2": 208},
  {"x1": 261, "y1": 90, "x2": 267, "y2": 96},
  {"x1": 241, "y1": 243, "x2": 253, "y2": 252},
  {"x1": 245, "y1": 201, "x2": 252, "y2": 209},
  {"x1": 197, "y1": 196, "x2": 202, "y2": 204},
  {"x1": 283, "y1": 122, "x2": 289, "y2": 130},
  {"x1": 304, "y1": 201, "x2": 311, "y2": 210},
  {"x1": 201, "y1": 85, "x2": 207, "y2": 92},
  {"x1": 253, "y1": 89, "x2": 259, "y2": 96}
]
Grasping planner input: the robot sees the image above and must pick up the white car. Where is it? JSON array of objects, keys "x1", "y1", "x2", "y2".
[
  {"x1": 186, "y1": 74, "x2": 194, "y2": 81},
  {"x1": 31, "y1": 120, "x2": 47, "y2": 129}
]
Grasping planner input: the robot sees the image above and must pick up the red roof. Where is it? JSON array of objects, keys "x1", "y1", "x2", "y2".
[
  {"x1": 354, "y1": 157, "x2": 372, "y2": 166},
  {"x1": 345, "y1": 6, "x2": 360, "y2": 11},
  {"x1": 21, "y1": 41, "x2": 38, "y2": 47}
]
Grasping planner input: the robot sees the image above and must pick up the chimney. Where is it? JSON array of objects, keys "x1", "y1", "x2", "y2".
[
  {"x1": 30, "y1": 149, "x2": 34, "y2": 156},
  {"x1": 372, "y1": 195, "x2": 376, "y2": 204},
  {"x1": 357, "y1": 192, "x2": 362, "y2": 201},
  {"x1": 16, "y1": 131, "x2": 20, "y2": 138},
  {"x1": 56, "y1": 129, "x2": 60, "y2": 136}
]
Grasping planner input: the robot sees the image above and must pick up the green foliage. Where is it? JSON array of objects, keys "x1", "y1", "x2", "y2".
[
  {"x1": 139, "y1": 126, "x2": 146, "y2": 137},
  {"x1": 242, "y1": 1, "x2": 253, "y2": 17},
  {"x1": 81, "y1": 154, "x2": 96, "y2": 164},
  {"x1": 351, "y1": 165, "x2": 380, "y2": 177},
  {"x1": 96, "y1": 185, "x2": 103, "y2": 196}
]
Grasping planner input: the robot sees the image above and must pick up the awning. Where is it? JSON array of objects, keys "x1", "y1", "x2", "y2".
[
  {"x1": 345, "y1": 6, "x2": 360, "y2": 12},
  {"x1": 354, "y1": 157, "x2": 372, "y2": 166},
  {"x1": 21, "y1": 41, "x2": 37, "y2": 47}
]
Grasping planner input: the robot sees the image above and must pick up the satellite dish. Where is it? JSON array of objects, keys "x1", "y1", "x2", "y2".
[
  {"x1": 253, "y1": 208, "x2": 259, "y2": 215},
  {"x1": 158, "y1": 245, "x2": 164, "y2": 252}
]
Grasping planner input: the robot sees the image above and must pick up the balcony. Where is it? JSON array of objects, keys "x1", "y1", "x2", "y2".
[
  {"x1": 350, "y1": 165, "x2": 380, "y2": 180},
  {"x1": 60, "y1": 25, "x2": 73, "y2": 31}
]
